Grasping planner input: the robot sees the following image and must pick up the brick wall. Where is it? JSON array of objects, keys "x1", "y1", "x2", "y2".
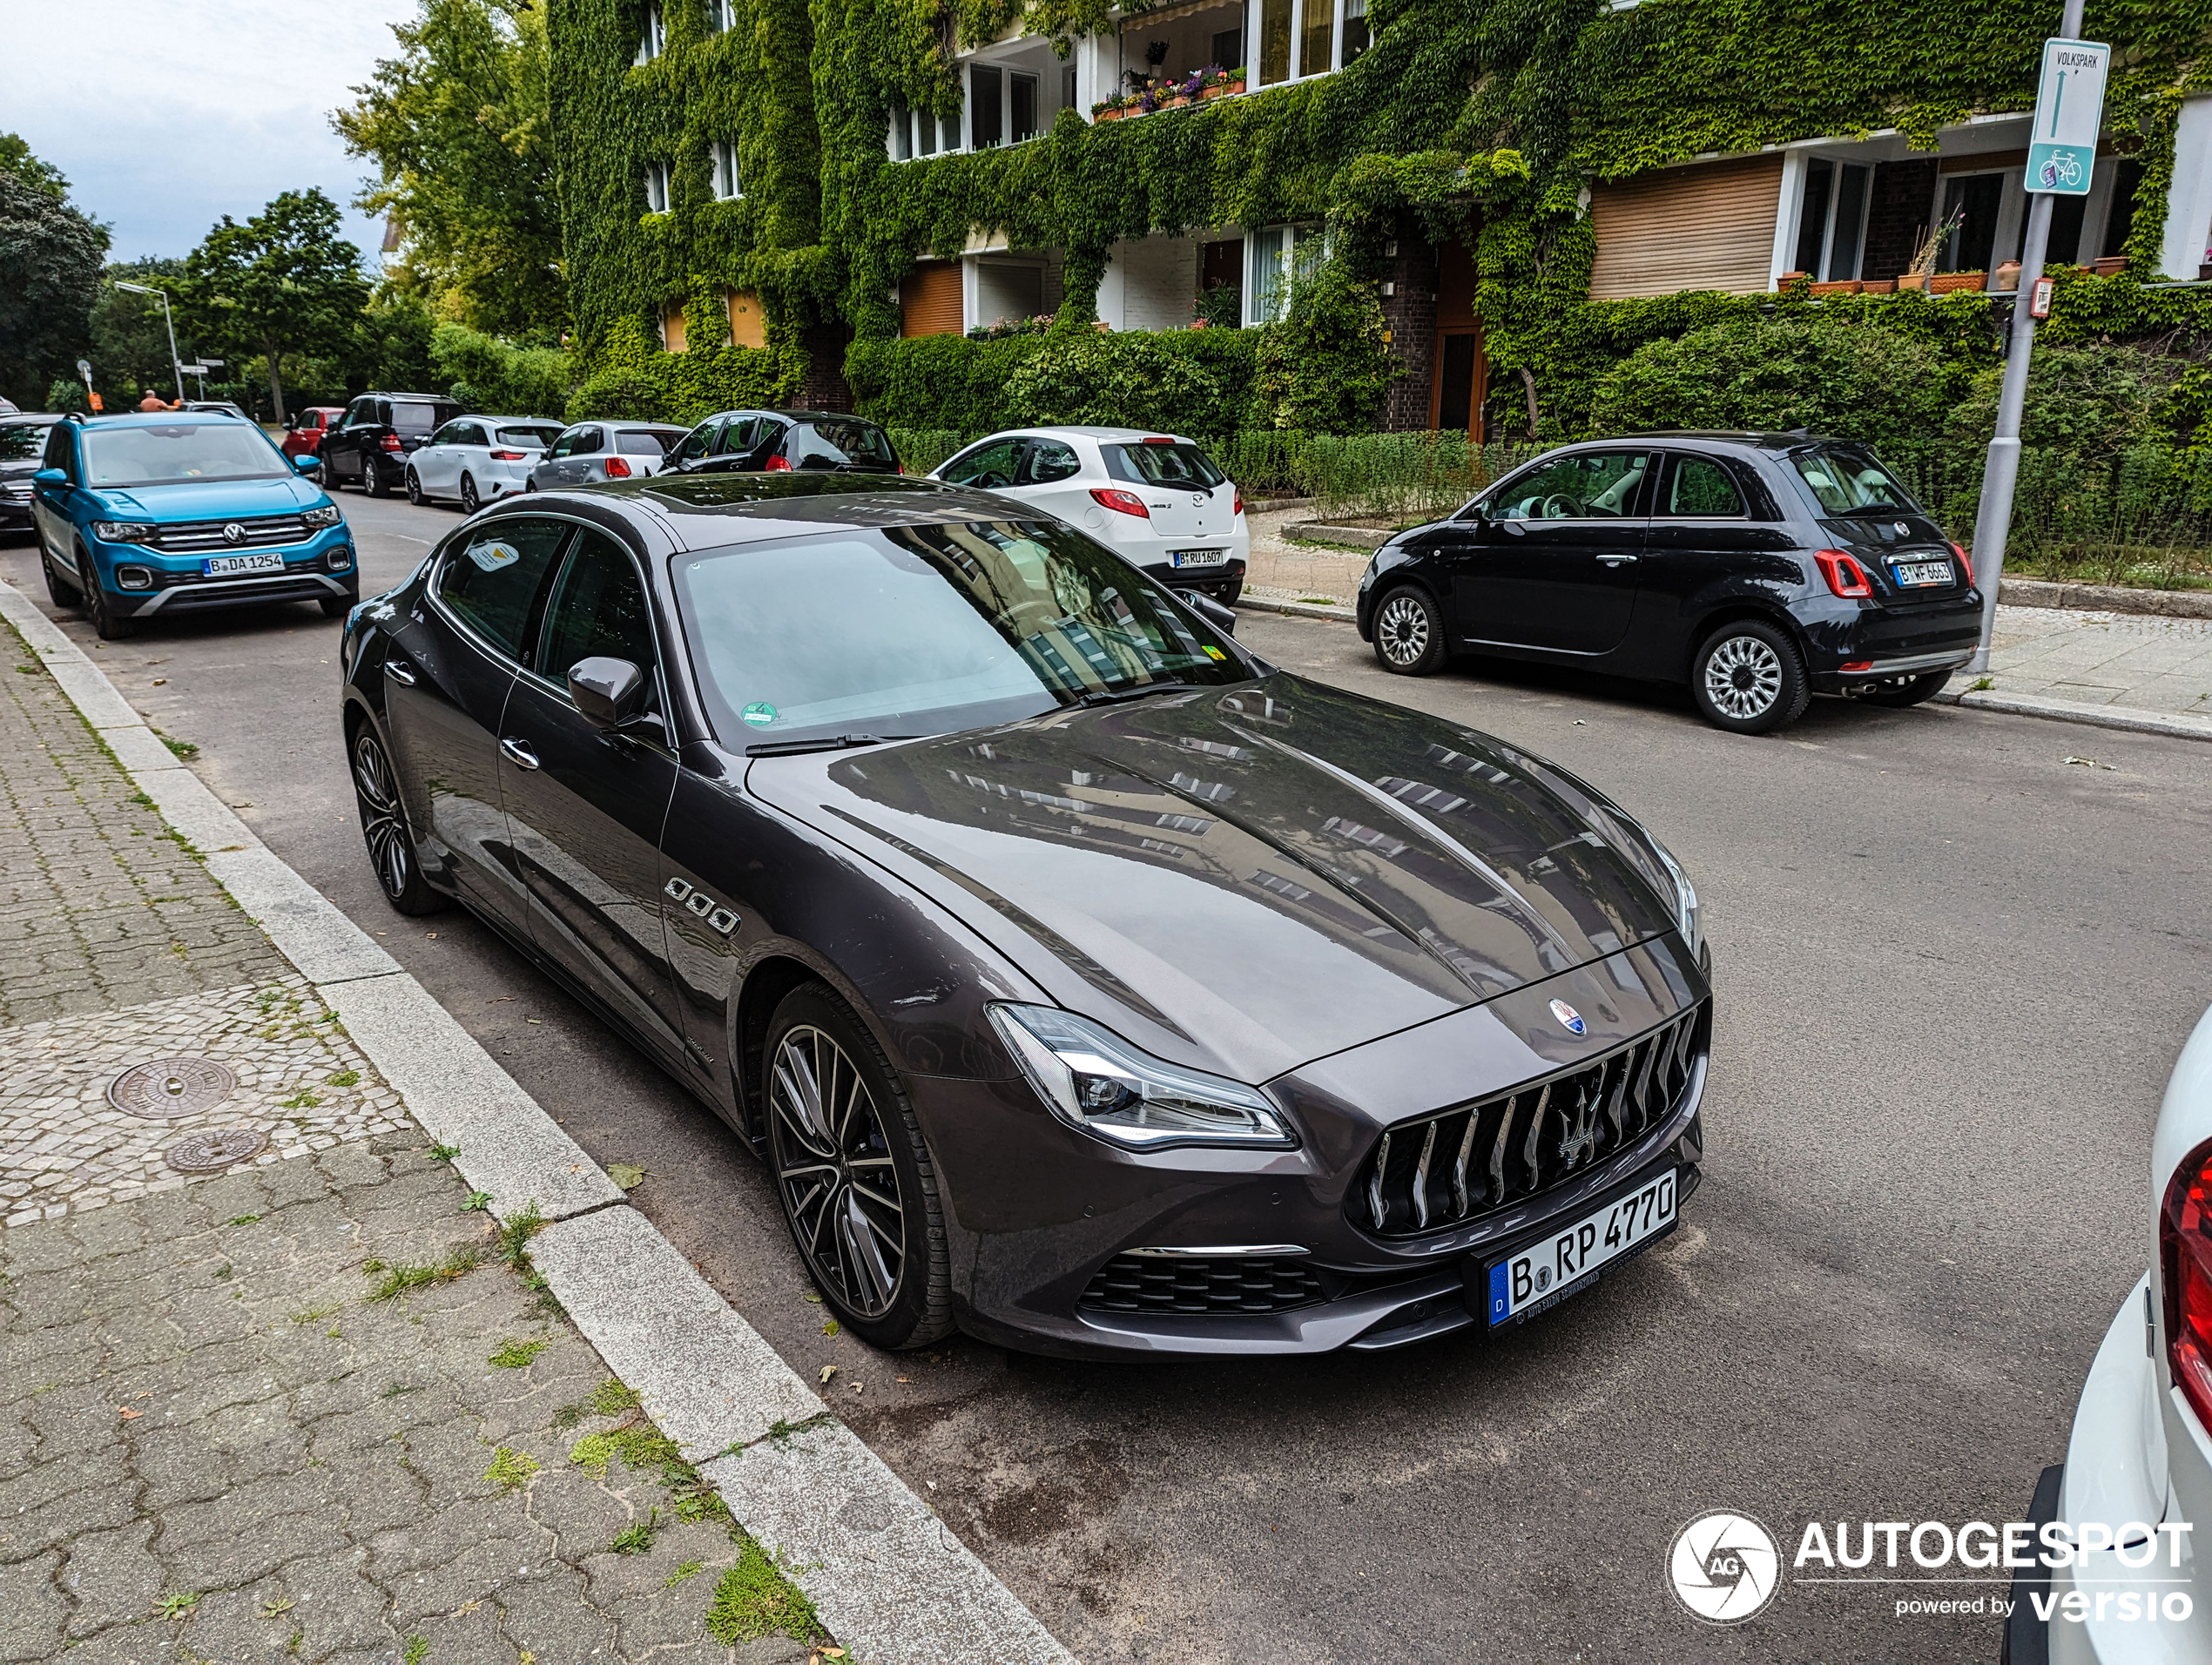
[
  {"x1": 1380, "y1": 219, "x2": 1440, "y2": 432},
  {"x1": 1862, "y1": 158, "x2": 1939, "y2": 281},
  {"x1": 800, "y1": 320, "x2": 853, "y2": 410}
]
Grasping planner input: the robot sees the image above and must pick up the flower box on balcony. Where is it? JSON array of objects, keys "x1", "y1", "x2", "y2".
[
  {"x1": 1928, "y1": 271, "x2": 1986, "y2": 293},
  {"x1": 1808, "y1": 280, "x2": 1862, "y2": 296},
  {"x1": 2092, "y1": 255, "x2": 2128, "y2": 277}
]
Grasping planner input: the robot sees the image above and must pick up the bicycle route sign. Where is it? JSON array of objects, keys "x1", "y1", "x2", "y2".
[{"x1": 2026, "y1": 37, "x2": 2109, "y2": 197}]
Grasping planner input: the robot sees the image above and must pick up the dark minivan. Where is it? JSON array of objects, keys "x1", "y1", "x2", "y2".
[
  {"x1": 664, "y1": 409, "x2": 901, "y2": 476},
  {"x1": 320, "y1": 393, "x2": 464, "y2": 497},
  {"x1": 1355, "y1": 432, "x2": 1983, "y2": 734}
]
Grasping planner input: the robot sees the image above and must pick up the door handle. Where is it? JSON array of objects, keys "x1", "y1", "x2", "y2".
[
  {"x1": 1597, "y1": 554, "x2": 1639, "y2": 566},
  {"x1": 384, "y1": 658, "x2": 418, "y2": 686},
  {"x1": 500, "y1": 737, "x2": 541, "y2": 771}
]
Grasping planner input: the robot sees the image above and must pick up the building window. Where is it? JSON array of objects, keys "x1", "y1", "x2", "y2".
[
  {"x1": 971, "y1": 64, "x2": 1003, "y2": 149},
  {"x1": 1011, "y1": 71, "x2": 1039, "y2": 143},
  {"x1": 634, "y1": 3, "x2": 664, "y2": 64},
  {"x1": 1259, "y1": 0, "x2": 1291, "y2": 84},
  {"x1": 1792, "y1": 157, "x2": 1871, "y2": 280},
  {"x1": 1298, "y1": 0, "x2": 1332, "y2": 84},
  {"x1": 888, "y1": 103, "x2": 912, "y2": 161},
  {"x1": 1939, "y1": 172, "x2": 2006, "y2": 272},
  {"x1": 644, "y1": 159, "x2": 671, "y2": 215},
  {"x1": 707, "y1": 0, "x2": 734, "y2": 31},
  {"x1": 1341, "y1": 0, "x2": 1369, "y2": 63},
  {"x1": 1250, "y1": 224, "x2": 1325, "y2": 323},
  {"x1": 712, "y1": 138, "x2": 742, "y2": 200}
]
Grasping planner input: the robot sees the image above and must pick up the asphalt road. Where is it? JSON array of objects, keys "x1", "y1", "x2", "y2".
[{"x1": 10, "y1": 489, "x2": 2212, "y2": 1664}]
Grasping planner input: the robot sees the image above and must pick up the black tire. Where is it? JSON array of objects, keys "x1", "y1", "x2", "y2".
[
  {"x1": 366, "y1": 461, "x2": 392, "y2": 499},
  {"x1": 763, "y1": 982, "x2": 952, "y2": 1351},
  {"x1": 459, "y1": 474, "x2": 480, "y2": 515},
  {"x1": 1855, "y1": 669, "x2": 1951, "y2": 709},
  {"x1": 523, "y1": 478, "x2": 537, "y2": 493},
  {"x1": 320, "y1": 596, "x2": 354, "y2": 619},
  {"x1": 1690, "y1": 619, "x2": 1810, "y2": 734},
  {"x1": 1371, "y1": 584, "x2": 1447, "y2": 676},
  {"x1": 405, "y1": 468, "x2": 424, "y2": 507},
  {"x1": 349, "y1": 722, "x2": 446, "y2": 915},
  {"x1": 1217, "y1": 578, "x2": 1244, "y2": 605},
  {"x1": 77, "y1": 553, "x2": 135, "y2": 641},
  {"x1": 41, "y1": 544, "x2": 79, "y2": 606}
]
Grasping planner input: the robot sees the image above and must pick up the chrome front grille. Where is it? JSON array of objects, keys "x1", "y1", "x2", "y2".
[
  {"x1": 156, "y1": 515, "x2": 312, "y2": 552},
  {"x1": 1079, "y1": 1254, "x2": 1325, "y2": 1315},
  {"x1": 1353, "y1": 1005, "x2": 1706, "y2": 1239}
]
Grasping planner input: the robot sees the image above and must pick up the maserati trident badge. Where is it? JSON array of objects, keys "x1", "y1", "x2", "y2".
[{"x1": 1549, "y1": 999, "x2": 1587, "y2": 1036}]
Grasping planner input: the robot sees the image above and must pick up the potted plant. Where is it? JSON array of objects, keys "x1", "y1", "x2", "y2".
[
  {"x1": 1228, "y1": 64, "x2": 1246, "y2": 93},
  {"x1": 2092, "y1": 254, "x2": 2128, "y2": 277},
  {"x1": 1199, "y1": 65, "x2": 1231, "y2": 99},
  {"x1": 1809, "y1": 279, "x2": 1863, "y2": 296},
  {"x1": 1898, "y1": 209, "x2": 1959, "y2": 293},
  {"x1": 1928, "y1": 269, "x2": 1986, "y2": 293}
]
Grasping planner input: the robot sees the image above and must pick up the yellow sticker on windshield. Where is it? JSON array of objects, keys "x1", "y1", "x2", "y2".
[
  {"x1": 1203, "y1": 645, "x2": 1227, "y2": 661},
  {"x1": 467, "y1": 540, "x2": 521, "y2": 572}
]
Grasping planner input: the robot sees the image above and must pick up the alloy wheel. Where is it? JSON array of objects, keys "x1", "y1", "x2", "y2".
[
  {"x1": 1376, "y1": 593, "x2": 1431, "y2": 667},
  {"x1": 769, "y1": 1024, "x2": 906, "y2": 1318},
  {"x1": 460, "y1": 475, "x2": 479, "y2": 514},
  {"x1": 1703, "y1": 634, "x2": 1784, "y2": 720},
  {"x1": 405, "y1": 469, "x2": 423, "y2": 507},
  {"x1": 351, "y1": 729, "x2": 414, "y2": 901}
]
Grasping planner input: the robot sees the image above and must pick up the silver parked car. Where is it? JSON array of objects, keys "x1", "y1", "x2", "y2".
[
  {"x1": 406, "y1": 415, "x2": 564, "y2": 512},
  {"x1": 526, "y1": 421, "x2": 689, "y2": 490}
]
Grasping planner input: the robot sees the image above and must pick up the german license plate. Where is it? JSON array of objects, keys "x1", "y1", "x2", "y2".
[
  {"x1": 1483, "y1": 1170, "x2": 1677, "y2": 1325},
  {"x1": 1170, "y1": 549, "x2": 1227, "y2": 568},
  {"x1": 1892, "y1": 559, "x2": 1952, "y2": 588},
  {"x1": 203, "y1": 550, "x2": 285, "y2": 576}
]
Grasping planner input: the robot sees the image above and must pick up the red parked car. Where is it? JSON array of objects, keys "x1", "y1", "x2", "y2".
[{"x1": 282, "y1": 407, "x2": 347, "y2": 461}]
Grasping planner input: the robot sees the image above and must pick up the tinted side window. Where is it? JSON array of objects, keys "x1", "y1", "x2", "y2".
[
  {"x1": 1662, "y1": 456, "x2": 1744, "y2": 517},
  {"x1": 617, "y1": 431, "x2": 668, "y2": 455},
  {"x1": 436, "y1": 519, "x2": 570, "y2": 661},
  {"x1": 539, "y1": 530, "x2": 658, "y2": 687},
  {"x1": 1022, "y1": 439, "x2": 1081, "y2": 485},
  {"x1": 392, "y1": 402, "x2": 440, "y2": 435},
  {"x1": 672, "y1": 421, "x2": 719, "y2": 464},
  {"x1": 428, "y1": 422, "x2": 463, "y2": 446},
  {"x1": 715, "y1": 418, "x2": 760, "y2": 455},
  {"x1": 42, "y1": 425, "x2": 76, "y2": 480},
  {"x1": 573, "y1": 427, "x2": 605, "y2": 455},
  {"x1": 346, "y1": 398, "x2": 377, "y2": 428},
  {"x1": 941, "y1": 439, "x2": 1021, "y2": 488}
]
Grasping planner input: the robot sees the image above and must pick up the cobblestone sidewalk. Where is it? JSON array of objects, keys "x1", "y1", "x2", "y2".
[{"x1": 0, "y1": 627, "x2": 828, "y2": 1665}]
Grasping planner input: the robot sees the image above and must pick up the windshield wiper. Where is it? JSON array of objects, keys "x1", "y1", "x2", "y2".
[
  {"x1": 745, "y1": 733, "x2": 913, "y2": 757},
  {"x1": 1076, "y1": 682, "x2": 1190, "y2": 708}
]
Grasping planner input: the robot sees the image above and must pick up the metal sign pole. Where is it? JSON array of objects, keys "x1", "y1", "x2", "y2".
[{"x1": 1966, "y1": 0, "x2": 2096, "y2": 674}]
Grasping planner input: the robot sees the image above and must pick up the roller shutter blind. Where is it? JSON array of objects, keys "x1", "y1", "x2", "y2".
[
  {"x1": 1588, "y1": 154, "x2": 1784, "y2": 299},
  {"x1": 900, "y1": 262, "x2": 963, "y2": 337}
]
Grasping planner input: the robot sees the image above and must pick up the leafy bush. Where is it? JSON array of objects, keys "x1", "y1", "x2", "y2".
[
  {"x1": 887, "y1": 428, "x2": 966, "y2": 475},
  {"x1": 567, "y1": 316, "x2": 807, "y2": 425},
  {"x1": 1586, "y1": 313, "x2": 1953, "y2": 454},
  {"x1": 1000, "y1": 329, "x2": 1261, "y2": 433},
  {"x1": 430, "y1": 321, "x2": 569, "y2": 417}
]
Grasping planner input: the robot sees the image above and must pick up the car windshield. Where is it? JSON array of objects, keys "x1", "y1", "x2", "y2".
[
  {"x1": 498, "y1": 426, "x2": 562, "y2": 448},
  {"x1": 674, "y1": 519, "x2": 1249, "y2": 747},
  {"x1": 1791, "y1": 445, "x2": 1922, "y2": 516},
  {"x1": 1105, "y1": 441, "x2": 1226, "y2": 490},
  {"x1": 788, "y1": 419, "x2": 895, "y2": 467},
  {"x1": 80, "y1": 421, "x2": 288, "y2": 488}
]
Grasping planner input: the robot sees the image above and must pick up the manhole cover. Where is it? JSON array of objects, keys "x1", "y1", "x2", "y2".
[
  {"x1": 107, "y1": 1057, "x2": 237, "y2": 1120},
  {"x1": 165, "y1": 1128, "x2": 267, "y2": 1173}
]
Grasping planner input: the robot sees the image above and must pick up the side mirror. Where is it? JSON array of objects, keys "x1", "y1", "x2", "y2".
[
  {"x1": 293, "y1": 455, "x2": 322, "y2": 475},
  {"x1": 567, "y1": 657, "x2": 647, "y2": 730},
  {"x1": 32, "y1": 468, "x2": 65, "y2": 486},
  {"x1": 1182, "y1": 589, "x2": 1238, "y2": 637}
]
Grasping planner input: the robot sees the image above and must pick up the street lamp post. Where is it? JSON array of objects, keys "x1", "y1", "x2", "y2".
[{"x1": 111, "y1": 280, "x2": 185, "y2": 405}]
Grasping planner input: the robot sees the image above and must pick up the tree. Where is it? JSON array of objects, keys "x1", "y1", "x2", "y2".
[
  {"x1": 92, "y1": 258, "x2": 192, "y2": 402},
  {"x1": 0, "y1": 135, "x2": 108, "y2": 408},
  {"x1": 334, "y1": 0, "x2": 566, "y2": 340},
  {"x1": 181, "y1": 190, "x2": 368, "y2": 425}
]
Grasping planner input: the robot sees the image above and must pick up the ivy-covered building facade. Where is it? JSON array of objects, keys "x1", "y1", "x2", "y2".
[{"x1": 547, "y1": 0, "x2": 2212, "y2": 437}]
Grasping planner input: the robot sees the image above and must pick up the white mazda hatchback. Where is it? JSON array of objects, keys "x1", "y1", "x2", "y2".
[
  {"x1": 2011, "y1": 1005, "x2": 2212, "y2": 1665},
  {"x1": 930, "y1": 426, "x2": 1250, "y2": 602}
]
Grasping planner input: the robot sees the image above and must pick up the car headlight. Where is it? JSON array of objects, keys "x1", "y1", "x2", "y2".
[
  {"x1": 1644, "y1": 833, "x2": 1702, "y2": 959},
  {"x1": 91, "y1": 522, "x2": 158, "y2": 546},
  {"x1": 986, "y1": 1003, "x2": 1297, "y2": 1151},
  {"x1": 300, "y1": 503, "x2": 343, "y2": 529}
]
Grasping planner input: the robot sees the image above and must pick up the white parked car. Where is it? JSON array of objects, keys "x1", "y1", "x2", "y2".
[
  {"x1": 930, "y1": 427, "x2": 1250, "y2": 602},
  {"x1": 526, "y1": 421, "x2": 689, "y2": 491},
  {"x1": 2014, "y1": 1005, "x2": 2212, "y2": 1665},
  {"x1": 405, "y1": 415, "x2": 564, "y2": 512}
]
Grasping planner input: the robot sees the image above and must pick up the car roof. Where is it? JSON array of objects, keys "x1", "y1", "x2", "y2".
[
  {"x1": 1576, "y1": 430, "x2": 1838, "y2": 453},
  {"x1": 972, "y1": 425, "x2": 1192, "y2": 444},
  {"x1": 527, "y1": 471, "x2": 1028, "y2": 548},
  {"x1": 457, "y1": 414, "x2": 562, "y2": 427},
  {"x1": 691, "y1": 408, "x2": 887, "y2": 426},
  {"x1": 75, "y1": 408, "x2": 257, "y2": 428},
  {"x1": 0, "y1": 413, "x2": 63, "y2": 424},
  {"x1": 580, "y1": 420, "x2": 687, "y2": 434}
]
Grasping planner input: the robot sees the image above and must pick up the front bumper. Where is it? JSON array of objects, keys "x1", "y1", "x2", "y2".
[
  {"x1": 927, "y1": 940, "x2": 1710, "y2": 1358},
  {"x1": 97, "y1": 529, "x2": 357, "y2": 617},
  {"x1": 0, "y1": 495, "x2": 31, "y2": 531}
]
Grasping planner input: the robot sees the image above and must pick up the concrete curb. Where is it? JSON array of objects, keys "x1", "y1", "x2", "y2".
[
  {"x1": 1281, "y1": 519, "x2": 1393, "y2": 550},
  {"x1": 0, "y1": 577, "x2": 1076, "y2": 1665},
  {"x1": 1998, "y1": 576, "x2": 2212, "y2": 621},
  {"x1": 1237, "y1": 594, "x2": 1359, "y2": 624}
]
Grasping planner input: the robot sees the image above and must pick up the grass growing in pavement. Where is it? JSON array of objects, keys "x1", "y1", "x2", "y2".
[
  {"x1": 489, "y1": 1338, "x2": 548, "y2": 1369},
  {"x1": 402, "y1": 1635, "x2": 429, "y2": 1665},
  {"x1": 705, "y1": 1540, "x2": 825, "y2": 1644},
  {"x1": 666, "y1": 1560, "x2": 704, "y2": 1587},
  {"x1": 496, "y1": 1202, "x2": 546, "y2": 1266},
  {"x1": 482, "y1": 1446, "x2": 539, "y2": 1488},
  {"x1": 610, "y1": 1507, "x2": 660, "y2": 1554},
  {"x1": 361, "y1": 1248, "x2": 477, "y2": 1302},
  {"x1": 155, "y1": 1592, "x2": 199, "y2": 1620}
]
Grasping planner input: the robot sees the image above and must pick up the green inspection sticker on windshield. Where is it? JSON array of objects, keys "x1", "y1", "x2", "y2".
[{"x1": 741, "y1": 702, "x2": 779, "y2": 727}]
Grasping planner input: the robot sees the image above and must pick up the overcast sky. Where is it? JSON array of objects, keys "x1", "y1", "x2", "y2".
[{"x1": 1, "y1": 0, "x2": 421, "y2": 266}]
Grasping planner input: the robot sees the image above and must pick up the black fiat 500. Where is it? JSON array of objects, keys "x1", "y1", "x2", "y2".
[
  {"x1": 1356, "y1": 433, "x2": 1983, "y2": 733},
  {"x1": 340, "y1": 472, "x2": 1710, "y2": 1357}
]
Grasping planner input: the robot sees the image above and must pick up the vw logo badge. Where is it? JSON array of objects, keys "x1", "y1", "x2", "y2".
[
  {"x1": 221, "y1": 522, "x2": 246, "y2": 543},
  {"x1": 1549, "y1": 998, "x2": 1587, "y2": 1036}
]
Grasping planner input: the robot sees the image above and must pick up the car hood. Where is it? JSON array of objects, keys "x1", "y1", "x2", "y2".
[
  {"x1": 747, "y1": 673, "x2": 1681, "y2": 1084},
  {"x1": 89, "y1": 474, "x2": 323, "y2": 522}
]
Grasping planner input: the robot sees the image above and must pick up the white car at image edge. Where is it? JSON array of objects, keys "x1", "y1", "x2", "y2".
[
  {"x1": 405, "y1": 415, "x2": 565, "y2": 513},
  {"x1": 2013, "y1": 1004, "x2": 2212, "y2": 1665},
  {"x1": 929, "y1": 426, "x2": 1251, "y2": 602}
]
